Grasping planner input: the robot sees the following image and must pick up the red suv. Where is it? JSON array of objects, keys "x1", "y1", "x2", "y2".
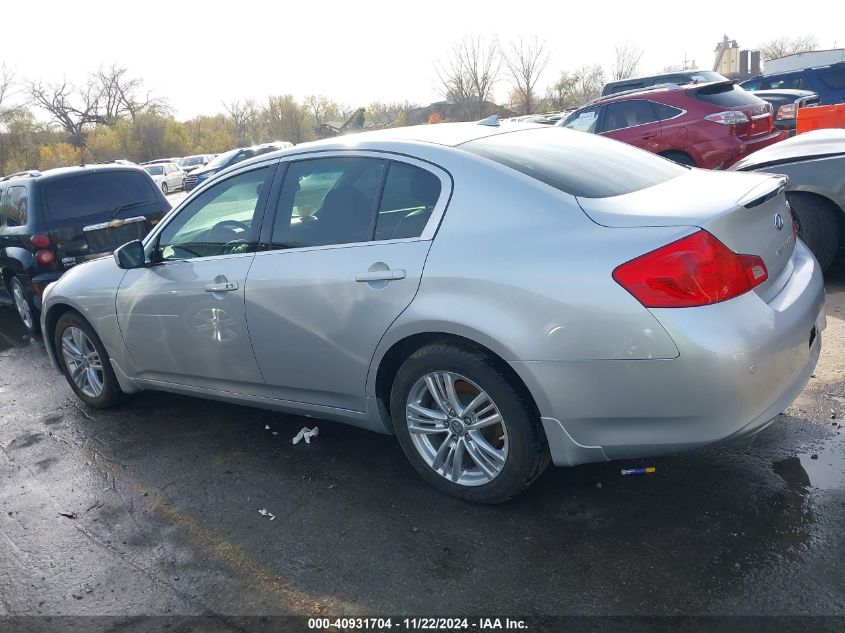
[{"x1": 558, "y1": 81, "x2": 781, "y2": 169}]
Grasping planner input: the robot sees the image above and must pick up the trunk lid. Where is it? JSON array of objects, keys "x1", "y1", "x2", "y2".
[{"x1": 576, "y1": 169, "x2": 796, "y2": 299}]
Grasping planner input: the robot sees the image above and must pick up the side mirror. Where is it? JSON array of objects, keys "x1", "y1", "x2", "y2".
[{"x1": 114, "y1": 240, "x2": 147, "y2": 269}]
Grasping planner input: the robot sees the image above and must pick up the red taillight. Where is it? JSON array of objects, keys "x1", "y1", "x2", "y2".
[
  {"x1": 612, "y1": 230, "x2": 768, "y2": 308},
  {"x1": 31, "y1": 234, "x2": 50, "y2": 248},
  {"x1": 35, "y1": 249, "x2": 55, "y2": 265}
]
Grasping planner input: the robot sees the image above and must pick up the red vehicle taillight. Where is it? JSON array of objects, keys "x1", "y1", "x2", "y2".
[
  {"x1": 31, "y1": 233, "x2": 50, "y2": 248},
  {"x1": 612, "y1": 230, "x2": 768, "y2": 308},
  {"x1": 35, "y1": 249, "x2": 55, "y2": 265},
  {"x1": 704, "y1": 110, "x2": 750, "y2": 126}
]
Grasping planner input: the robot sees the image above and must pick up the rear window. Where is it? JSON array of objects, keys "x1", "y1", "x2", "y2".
[
  {"x1": 460, "y1": 128, "x2": 685, "y2": 199},
  {"x1": 693, "y1": 83, "x2": 762, "y2": 107},
  {"x1": 46, "y1": 171, "x2": 158, "y2": 220}
]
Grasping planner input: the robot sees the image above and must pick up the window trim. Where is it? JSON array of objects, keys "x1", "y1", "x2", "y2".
[
  {"x1": 259, "y1": 149, "x2": 453, "y2": 254},
  {"x1": 648, "y1": 101, "x2": 687, "y2": 122},
  {"x1": 143, "y1": 160, "x2": 277, "y2": 263}
]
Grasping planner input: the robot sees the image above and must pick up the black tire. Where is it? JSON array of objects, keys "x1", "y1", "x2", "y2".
[
  {"x1": 10, "y1": 275, "x2": 39, "y2": 334},
  {"x1": 390, "y1": 342, "x2": 549, "y2": 504},
  {"x1": 661, "y1": 151, "x2": 696, "y2": 167},
  {"x1": 54, "y1": 311, "x2": 125, "y2": 409},
  {"x1": 787, "y1": 192, "x2": 840, "y2": 272},
  {"x1": 161, "y1": 182, "x2": 169, "y2": 195}
]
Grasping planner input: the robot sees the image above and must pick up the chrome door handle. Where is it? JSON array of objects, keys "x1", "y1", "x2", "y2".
[
  {"x1": 205, "y1": 281, "x2": 239, "y2": 292},
  {"x1": 355, "y1": 269, "x2": 406, "y2": 282}
]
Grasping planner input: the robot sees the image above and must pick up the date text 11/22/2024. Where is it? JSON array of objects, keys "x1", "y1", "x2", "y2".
[{"x1": 307, "y1": 617, "x2": 529, "y2": 630}]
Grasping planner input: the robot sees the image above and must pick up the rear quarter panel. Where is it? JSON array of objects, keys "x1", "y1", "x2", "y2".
[{"x1": 367, "y1": 154, "x2": 685, "y2": 397}]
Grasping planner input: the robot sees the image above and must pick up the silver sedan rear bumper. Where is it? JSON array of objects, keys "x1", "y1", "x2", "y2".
[{"x1": 514, "y1": 240, "x2": 826, "y2": 467}]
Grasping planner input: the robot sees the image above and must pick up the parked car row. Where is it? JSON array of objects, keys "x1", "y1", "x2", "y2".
[{"x1": 183, "y1": 142, "x2": 293, "y2": 191}]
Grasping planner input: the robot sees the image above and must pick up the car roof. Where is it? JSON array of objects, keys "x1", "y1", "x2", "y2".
[
  {"x1": 1, "y1": 163, "x2": 145, "y2": 184},
  {"x1": 231, "y1": 121, "x2": 548, "y2": 168}
]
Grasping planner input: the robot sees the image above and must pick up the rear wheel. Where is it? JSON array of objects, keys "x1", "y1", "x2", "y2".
[
  {"x1": 788, "y1": 192, "x2": 839, "y2": 271},
  {"x1": 54, "y1": 312, "x2": 124, "y2": 409},
  {"x1": 161, "y1": 182, "x2": 169, "y2": 195},
  {"x1": 10, "y1": 276, "x2": 39, "y2": 334},
  {"x1": 391, "y1": 342, "x2": 549, "y2": 503}
]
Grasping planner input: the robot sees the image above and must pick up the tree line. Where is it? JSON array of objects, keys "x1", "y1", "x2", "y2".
[{"x1": 0, "y1": 34, "x2": 819, "y2": 174}]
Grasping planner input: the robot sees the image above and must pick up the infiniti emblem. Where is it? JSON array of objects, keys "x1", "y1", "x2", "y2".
[{"x1": 773, "y1": 213, "x2": 785, "y2": 231}]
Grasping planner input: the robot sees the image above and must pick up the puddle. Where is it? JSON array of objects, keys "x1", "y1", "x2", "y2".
[{"x1": 775, "y1": 432, "x2": 845, "y2": 491}]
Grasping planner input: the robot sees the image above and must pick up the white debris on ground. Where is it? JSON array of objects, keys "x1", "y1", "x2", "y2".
[
  {"x1": 292, "y1": 427, "x2": 319, "y2": 445},
  {"x1": 258, "y1": 508, "x2": 276, "y2": 520}
]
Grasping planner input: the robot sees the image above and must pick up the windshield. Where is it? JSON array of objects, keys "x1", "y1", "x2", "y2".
[
  {"x1": 144, "y1": 166, "x2": 164, "y2": 176},
  {"x1": 460, "y1": 127, "x2": 685, "y2": 199},
  {"x1": 180, "y1": 156, "x2": 204, "y2": 167},
  {"x1": 205, "y1": 149, "x2": 242, "y2": 170}
]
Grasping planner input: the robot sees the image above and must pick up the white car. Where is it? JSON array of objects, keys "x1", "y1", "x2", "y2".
[{"x1": 142, "y1": 163, "x2": 185, "y2": 195}]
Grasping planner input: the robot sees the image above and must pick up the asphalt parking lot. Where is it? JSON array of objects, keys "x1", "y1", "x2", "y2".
[{"x1": 0, "y1": 251, "x2": 844, "y2": 621}]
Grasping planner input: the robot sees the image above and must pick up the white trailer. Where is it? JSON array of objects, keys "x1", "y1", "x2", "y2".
[{"x1": 764, "y1": 49, "x2": 845, "y2": 75}]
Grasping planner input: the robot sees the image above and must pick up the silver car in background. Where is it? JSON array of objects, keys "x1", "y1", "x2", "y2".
[{"x1": 40, "y1": 123, "x2": 825, "y2": 503}]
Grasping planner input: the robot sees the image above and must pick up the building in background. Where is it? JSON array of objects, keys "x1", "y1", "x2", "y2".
[{"x1": 713, "y1": 35, "x2": 761, "y2": 80}]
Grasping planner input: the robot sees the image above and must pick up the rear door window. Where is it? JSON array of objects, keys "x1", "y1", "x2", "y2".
[
  {"x1": 46, "y1": 171, "x2": 158, "y2": 221},
  {"x1": 601, "y1": 100, "x2": 658, "y2": 132},
  {"x1": 374, "y1": 162, "x2": 441, "y2": 240},
  {"x1": 650, "y1": 102, "x2": 685, "y2": 120},
  {"x1": 460, "y1": 127, "x2": 685, "y2": 199},
  {"x1": 271, "y1": 157, "x2": 385, "y2": 249},
  {"x1": 3, "y1": 186, "x2": 28, "y2": 227}
]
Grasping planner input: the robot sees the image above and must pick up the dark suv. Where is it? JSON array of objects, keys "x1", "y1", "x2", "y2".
[
  {"x1": 601, "y1": 70, "x2": 729, "y2": 97},
  {"x1": 0, "y1": 165, "x2": 170, "y2": 332}
]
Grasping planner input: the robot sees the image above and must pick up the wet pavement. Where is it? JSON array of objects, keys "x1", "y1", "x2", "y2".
[{"x1": 0, "y1": 258, "x2": 844, "y2": 620}]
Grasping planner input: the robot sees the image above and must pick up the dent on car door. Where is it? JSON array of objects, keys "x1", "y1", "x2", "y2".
[
  {"x1": 245, "y1": 155, "x2": 448, "y2": 412},
  {"x1": 115, "y1": 164, "x2": 276, "y2": 395}
]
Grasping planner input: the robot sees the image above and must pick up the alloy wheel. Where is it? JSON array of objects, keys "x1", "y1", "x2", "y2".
[
  {"x1": 405, "y1": 371, "x2": 508, "y2": 486},
  {"x1": 12, "y1": 282, "x2": 33, "y2": 330},
  {"x1": 61, "y1": 327, "x2": 105, "y2": 398}
]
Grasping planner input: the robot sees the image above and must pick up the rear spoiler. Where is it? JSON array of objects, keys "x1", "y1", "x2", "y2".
[
  {"x1": 685, "y1": 80, "x2": 737, "y2": 96},
  {"x1": 736, "y1": 176, "x2": 787, "y2": 209}
]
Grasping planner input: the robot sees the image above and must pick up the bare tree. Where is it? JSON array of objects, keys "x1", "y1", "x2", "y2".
[
  {"x1": 264, "y1": 95, "x2": 311, "y2": 144},
  {"x1": 224, "y1": 98, "x2": 261, "y2": 144},
  {"x1": 611, "y1": 43, "x2": 644, "y2": 81},
  {"x1": 0, "y1": 63, "x2": 24, "y2": 124},
  {"x1": 436, "y1": 36, "x2": 501, "y2": 120},
  {"x1": 29, "y1": 66, "x2": 166, "y2": 152},
  {"x1": 504, "y1": 37, "x2": 550, "y2": 115},
  {"x1": 760, "y1": 35, "x2": 818, "y2": 61},
  {"x1": 366, "y1": 101, "x2": 417, "y2": 129},
  {"x1": 546, "y1": 65, "x2": 606, "y2": 110}
]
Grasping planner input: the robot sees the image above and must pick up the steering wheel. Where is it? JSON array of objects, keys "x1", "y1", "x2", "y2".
[
  {"x1": 211, "y1": 219, "x2": 251, "y2": 234},
  {"x1": 205, "y1": 219, "x2": 251, "y2": 255}
]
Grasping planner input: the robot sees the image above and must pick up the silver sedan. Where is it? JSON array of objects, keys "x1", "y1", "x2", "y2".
[{"x1": 40, "y1": 123, "x2": 826, "y2": 503}]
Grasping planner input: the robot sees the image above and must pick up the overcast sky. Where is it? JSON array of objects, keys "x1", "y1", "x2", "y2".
[{"x1": 3, "y1": 0, "x2": 841, "y2": 119}]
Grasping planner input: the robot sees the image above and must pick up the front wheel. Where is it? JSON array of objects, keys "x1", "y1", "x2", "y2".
[
  {"x1": 10, "y1": 275, "x2": 39, "y2": 334},
  {"x1": 391, "y1": 342, "x2": 549, "y2": 503},
  {"x1": 54, "y1": 312, "x2": 124, "y2": 409},
  {"x1": 161, "y1": 182, "x2": 169, "y2": 195}
]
